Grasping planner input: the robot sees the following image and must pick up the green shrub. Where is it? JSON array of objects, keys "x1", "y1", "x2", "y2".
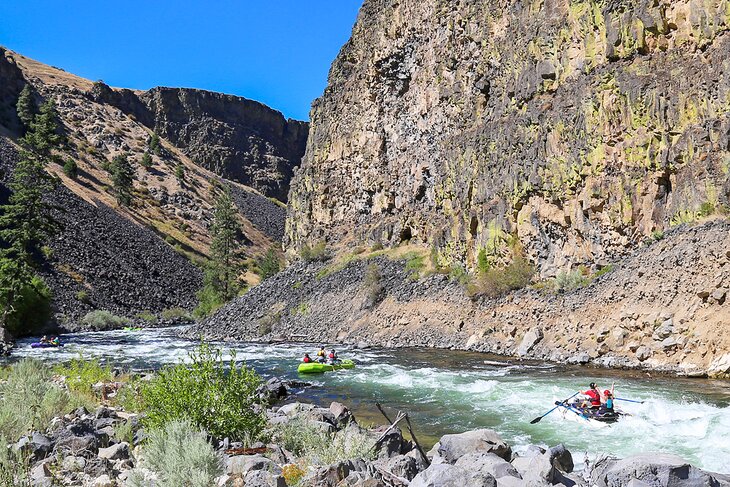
[
  {"x1": 193, "y1": 284, "x2": 223, "y2": 319},
  {"x1": 256, "y1": 246, "x2": 281, "y2": 279},
  {"x1": 114, "y1": 419, "x2": 135, "y2": 445},
  {"x1": 63, "y1": 159, "x2": 78, "y2": 179},
  {"x1": 0, "y1": 359, "x2": 81, "y2": 441},
  {"x1": 76, "y1": 289, "x2": 91, "y2": 304},
  {"x1": 139, "y1": 343, "x2": 266, "y2": 441},
  {"x1": 404, "y1": 252, "x2": 426, "y2": 280},
  {"x1": 300, "y1": 241, "x2": 329, "y2": 262},
  {"x1": 140, "y1": 152, "x2": 153, "y2": 170},
  {"x1": 54, "y1": 357, "x2": 113, "y2": 398},
  {"x1": 1, "y1": 275, "x2": 52, "y2": 336},
  {"x1": 80, "y1": 310, "x2": 128, "y2": 330},
  {"x1": 593, "y1": 264, "x2": 614, "y2": 279},
  {"x1": 127, "y1": 419, "x2": 222, "y2": 487},
  {"x1": 469, "y1": 254, "x2": 534, "y2": 298},
  {"x1": 650, "y1": 230, "x2": 665, "y2": 241},
  {"x1": 270, "y1": 418, "x2": 375, "y2": 466},
  {"x1": 160, "y1": 307, "x2": 193, "y2": 322},
  {"x1": 136, "y1": 311, "x2": 158, "y2": 324},
  {"x1": 448, "y1": 263, "x2": 469, "y2": 284},
  {"x1": 477, "y1": 248, "x2": 491, "y2": 274},
  {"x1": 554, "y1": 269, "x2": 590, "y2": 292}
]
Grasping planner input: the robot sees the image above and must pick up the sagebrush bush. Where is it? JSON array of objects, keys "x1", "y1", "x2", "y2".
[
  {"x1": 80, "y1": 310, "x2": 128, "y2": 330},
  {"x1": 160, "y1": 307, "x2": 193, "y2": 322},
  {"x1": 139, "y1": 343, "x2": 266, "y2": 441},
  {"x1": 554, "y1": 269, "x2": 590, "y2": 292},
  {"x1": 127, "y1": 420, "x2": 222, "y2": 487},
  {"x1": 0, "y1": 359, "x2": 82, "y2": 441},
  {"x1": 270, "y1": 419, "x2": 375, "y2": 467}
]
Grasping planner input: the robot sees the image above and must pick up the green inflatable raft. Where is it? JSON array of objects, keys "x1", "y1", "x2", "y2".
[{"x1": 297, "y1": 359, "x2": 355, "y2": 374}]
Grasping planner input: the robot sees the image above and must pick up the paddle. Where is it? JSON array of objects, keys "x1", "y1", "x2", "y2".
[
  {"x1": 615, "y1": 397, "x2": 645, "y2": 404},
  {"x1": 530, "y1": 392, "x2": 580, "y2": 424}
]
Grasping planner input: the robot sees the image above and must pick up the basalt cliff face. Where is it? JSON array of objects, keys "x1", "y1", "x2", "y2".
[{"x1": 287, "y1": 0, "x2": 730, "y2": 277}]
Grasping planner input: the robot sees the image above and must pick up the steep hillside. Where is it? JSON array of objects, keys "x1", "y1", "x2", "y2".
[
  {"x1": 286, "y1": 0, "x2": 730, "y2": 277},
  {"x1": 193, "y1": 219, "x2": 730, "y2": 377},
  {"x1": 0, "y1": 47, "x2": 302, "y2": 326}
]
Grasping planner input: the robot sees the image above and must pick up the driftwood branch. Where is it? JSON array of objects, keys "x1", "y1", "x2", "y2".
[
  {"x1": 372, "y1": 412, "x2": 407, "y2": 449},
  {"x1": 405, "y1": 414, "x2": 431, "y2": 467},
  {"x1": 376, "y1": 402, "x2": 394, "y2": 424}
]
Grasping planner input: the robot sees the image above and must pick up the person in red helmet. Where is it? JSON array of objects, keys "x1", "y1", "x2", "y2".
[
  {"x1": 582, "y1": 382, "x2": 602, "y2": 409},
  {"x1": 603, "y1": 390, "x2": 614, "y2": 412}
]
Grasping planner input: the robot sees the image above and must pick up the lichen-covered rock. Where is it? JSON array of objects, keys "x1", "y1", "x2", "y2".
[{"x1": 286, "y1": 0, "x2": 730, "y2": 279}]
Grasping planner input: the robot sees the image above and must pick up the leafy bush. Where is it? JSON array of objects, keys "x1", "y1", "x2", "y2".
[
  {"x1": 139, "y1": 343, "x2": 266, "y2": 441},
  {"x1": 270, "y1": 418, "x2": 375, "y2": 466},
  {"x1": 593, "y1": 264, "x2": 614, "y2": 280},
  {"x1": 140, "y1": 151, "x2": 153, "y2": 169},
  {"x1": 256, "y1": 246, "x2": 281, "y2": 279},
  {"x1": 477, "y1": 248, "x2": 491, "y2": 274},
  {"x1": 136, "y1": 311, "x2": 158, "y2": 324},
  {"x1": 193, "y1": 285, "x2": 223, "y2": 319},
  {"x1": 300, "y1": 241, "x2": 329, "y2": 262},
  {"x1": 469, "y1": 254, "x2": 534, "y2": 298},
  {"x1": 363, "y1": 263, "x2": 384, "y2": 308},
  {"x1": 554, "y1": 269, "x2": 590, "y2": 292},
  {"x1": 0, "y1": 359, "x2": 82, "y2": 441},
  {"x1": 404, "y1": 252, "x2": 426, "y2": 280},
  {"x1": 54, "y1": 357, "x2": 113, "y2": 398},
  {"x1": 160, "y1": 307, "x2": 193, "y2": 322},
  {"x1": 1, "y1": 275, "x2": 52, "y2": 336},
  {"x1": 114, "y1": 419, "x2": 135, "y2": 445},
  {"x1": 127, "y1": 419, "x2": 222, "y2": 487},
  {"x1": 448, "y1": 263, "x2": 469, "y2": 284},
  {"x1": 76, "y1": 289, "x2": 90, "y2": 304},
  {"x1": 282, "y1": 464, "x2": 306, "y2": 486},
  {"x1": 80, "y1": 310, "x2": 129, "y2": 330},
  {"x1": 63, "y1": 158, "x2": 78, "y2": 179}
]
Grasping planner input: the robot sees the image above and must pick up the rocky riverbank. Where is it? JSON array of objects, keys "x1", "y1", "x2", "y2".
[
  {"x1": 10, "y1": 397, "x2": 730, "y2": 487},
  {"x1": 191, "y1": 219, "x2": 730, "y2": 378}
]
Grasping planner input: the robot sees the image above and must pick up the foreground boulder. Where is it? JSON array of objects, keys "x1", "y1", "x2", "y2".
[
  {"x1": 430, "y1": 429, "x2": 512, "y2": 464},
  {"x1": 590, "y1": 454, "x2": 730, "y2": 487}
]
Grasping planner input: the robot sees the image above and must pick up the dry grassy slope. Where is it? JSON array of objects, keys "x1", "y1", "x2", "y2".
[{"x1": 4, "y1": 49, "x2": 282, "y2": 266}]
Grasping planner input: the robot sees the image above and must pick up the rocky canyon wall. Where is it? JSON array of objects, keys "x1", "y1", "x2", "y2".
[{"x1": 286, "y1": 0, "x2": 730, "y2": 276}]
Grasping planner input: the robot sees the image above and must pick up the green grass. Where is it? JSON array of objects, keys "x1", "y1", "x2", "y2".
[
  {"x1": 53, "y1": 357, "x2": 114, "y2": 400},
  {"x1": 404, "y1": 252, "x2": 426, "y2": 280}
]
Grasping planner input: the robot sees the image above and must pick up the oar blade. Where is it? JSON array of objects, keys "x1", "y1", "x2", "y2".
[{"x1": 530, "y1": 417, "x2": 542, "y2": 424}]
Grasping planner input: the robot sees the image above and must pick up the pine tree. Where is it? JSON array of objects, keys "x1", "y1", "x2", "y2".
[
  {"x1": 21, "y1": 99, "x2": 62, "y2": 156},
  {"x1": 140, "y1": 151, "x2": 153, "y2": 170},
  {"x1": 110, "y1": 154, "x2": 134, "y2": 207},
  {"x1": 175, "y1": 163, "x2": 185, "y2": 184},
  {"x1": 16, "y1": 85, "x2": 35, "y2": 130},
  {"x1": 149, "y1": 132, "x2": 161, "y2": 155},
  {"x1": 207, "y1": 186, "x2": 240, "y2": 301},
  {"x1": 256, "y1": 246, "x2": 281, "y2": 279},
  {"x1": 63, "y1": 159, "x2": 78, "y2": 179}
]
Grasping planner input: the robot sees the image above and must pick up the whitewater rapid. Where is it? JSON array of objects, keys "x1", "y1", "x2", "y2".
[{"x1": 7, "y1": 327, "x2": 730, "y2": 473}]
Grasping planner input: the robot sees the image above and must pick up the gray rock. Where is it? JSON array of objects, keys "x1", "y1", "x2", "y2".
[
  {"x1": 548, "y1": 444, "x2": 574, "y2": 473},
  {"x1": 243, "y1": 470, "x2": 287, "y2": 487},
  {"x1": 30, "y1": 462, "x2": 52, "y2": 487},
  {"x1": 454, "y1": 452, "x2": 520, "y2": 480},
  {"x1": 62, "y1": 455, "x2": 87, "y2": 472},
  {"x1": 432, "y1": 429, "x2": 511, "y2": 464},
  {"x1": 591, "y1": 453, "x2": 724, "y2": 487},
  {"x1": 226, "y1": 454, "x2": 281, "y2": 476},
  {"x1": 97, "y1": 442, "x2": 129, "y2": 460},
  {"x1": 411, "y1": 463, "x2": 497, "y2": 487},
  {"x1": 635, "y1": 346, "x2": 652, "y2": 362},
  {"x1": 517, "y1": 328, "x2": 544, "y2": 357},
  {"x1": 511, "y1": 452, "x2": 556, "y2": 483}
]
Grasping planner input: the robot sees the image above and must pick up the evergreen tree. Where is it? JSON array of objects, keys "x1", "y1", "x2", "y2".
[
  {"x1": 175, "y1": 163, "x2": 186, "y2": 184},
  {"x1": 140, "y1": 151, "x2": 153, "y2": 170},
  {"x1": 207, "y1": 186, "x2": 240, "y2": 302},
  {"x1": 256, "y1": 246, "x2": 281, "y2": 279},
  {"x1": 21, "y1": 99, "x2": 62, "y2": 156},
  {"x1": 16, "y1": 85, "x2": 35, "y2": 130},
  {"x1": 110, "y1": 154, "x2": 134, "y2": 207},
  {"x1": 149, "y1": 132, "x2": 161, "y2": 155},
  {"x1": 63, "y1": 159, "x2": 78, "y2": 179}
]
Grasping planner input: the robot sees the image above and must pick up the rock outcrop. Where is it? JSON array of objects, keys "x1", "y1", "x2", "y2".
[{"x1": 286, "y1": 0, "x2": 730, "y2": 278}]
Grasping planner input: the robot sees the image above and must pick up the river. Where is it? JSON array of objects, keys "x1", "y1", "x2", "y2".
[{"x1": 6, "y1": 327, "x2": 730, "y2": 473}]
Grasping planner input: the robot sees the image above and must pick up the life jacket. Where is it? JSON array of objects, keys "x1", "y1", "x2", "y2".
[
  {"x1": 317, "y1": 350, "x2": 325, "y2": 357},
  {"x1": 303, "y1": 356, "x2": 311, "y2": 363},
  {"x1": 329, "y1": 353, "x2": 336, "y2": 359},
  {"x1": 585, "y1": 389, "x2": 601, "y2": 407}
]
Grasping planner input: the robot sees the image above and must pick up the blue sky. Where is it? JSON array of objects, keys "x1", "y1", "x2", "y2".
[{"x1": 0, "y1": 1, "x2": 363, "y2": 120}]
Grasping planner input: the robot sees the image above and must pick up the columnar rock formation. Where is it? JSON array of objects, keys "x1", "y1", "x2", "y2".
[{"x1": 286, "y1": 0, "x2": 730, "y2": 276}]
